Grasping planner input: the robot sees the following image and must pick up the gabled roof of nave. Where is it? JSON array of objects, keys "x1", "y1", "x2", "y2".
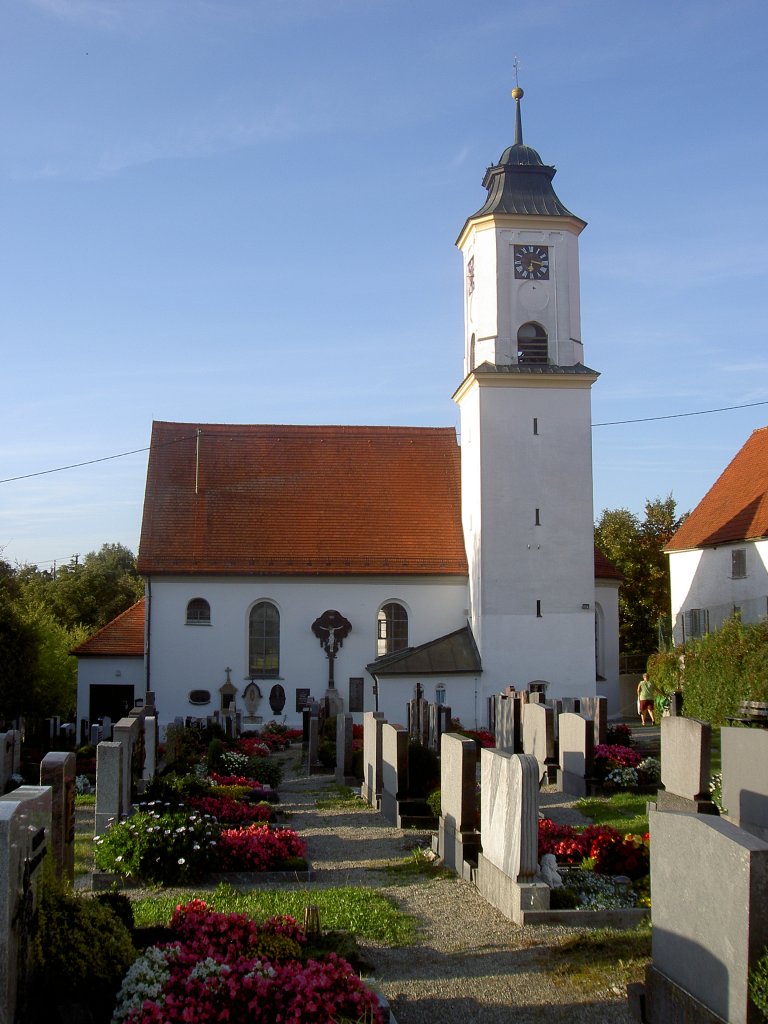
[
  {"x1": 666, "y1": 426, "x2": 768, "y2": 551},
  {"x1": 138, "y1": 422, "x2": 468, "y2": 576}
]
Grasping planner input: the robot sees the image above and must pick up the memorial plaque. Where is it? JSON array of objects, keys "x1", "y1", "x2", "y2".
[
  {"x1": 295, "y1": 688, "x2": 311, "y2": 713},
  {"x1": 348, "y1": 677, "x2": 364, "y2": 712}
]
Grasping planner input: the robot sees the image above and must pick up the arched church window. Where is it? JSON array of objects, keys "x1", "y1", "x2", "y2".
[
  {"x1": 517, "y1": 322, "x2": 548, "y2": 365},
  {"x1": 249, "y1": 601, "x2": 280, "y2": 676},
  {"x1": 186, "y1": 598, "x2": 211, "y2": 624},
  {"x1": 377, "y1": 602, "x2": 408, "y2": 657}
]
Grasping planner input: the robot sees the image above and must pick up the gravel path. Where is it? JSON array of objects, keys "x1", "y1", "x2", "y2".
[{"x1": 276, "y1": 749, "x2": 636, "y2": 1024}]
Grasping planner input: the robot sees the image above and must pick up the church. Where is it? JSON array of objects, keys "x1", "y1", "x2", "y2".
[{"x1": 75, "y1": 88, "x2": 620, "y2": 733}]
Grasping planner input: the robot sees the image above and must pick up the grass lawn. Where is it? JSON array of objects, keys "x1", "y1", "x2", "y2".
[
  {"x1": 130, "y1": 882, "x2": 416, "y2": 945},
  {"x1": 575, "y1": 791, "x2": 651, "y2": 834},
  {"x1": 549, "y1": 921, "x2": 652, "y2": 992},
  {"x1": 74, "y1": 793, "x2": 96, "y2": 877}
]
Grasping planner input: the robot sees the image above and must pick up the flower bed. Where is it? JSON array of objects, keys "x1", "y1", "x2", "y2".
[
  {"x1": 539, "y1": 818, "x2": 650, "y2": 879},
  {"x1": 186, "y1": 794, "x2": 275, "y2": 824},
  {"x1": 112, "y1": 900, "x2": 384, "y2": 1024},
  {"x1": 94, "y1": 806, "x2": 307, "y2": 885}
]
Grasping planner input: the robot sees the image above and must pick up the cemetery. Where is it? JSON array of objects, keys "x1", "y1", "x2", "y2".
[{"x1": 1, "y1": 689, "x2": 767, "y2": 1023}]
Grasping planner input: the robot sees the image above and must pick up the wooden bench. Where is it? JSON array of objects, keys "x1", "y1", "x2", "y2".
[{"x1": 726, "y1": 700, "x2": 768, "y2": 727}]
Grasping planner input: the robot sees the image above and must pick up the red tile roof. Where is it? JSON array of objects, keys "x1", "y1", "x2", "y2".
[
  {"x1": 666, "y1": 426, "x2": 768, "y2": 551},
  {"x1": 138, "y1": 422, "x2": 468, "y2": 576},
  {"x1": 72, "y1": 599, "x2": 145, "y2": 657},
  {"x1": 594, "y1": 546, "x2": 622, "y2": 581}
]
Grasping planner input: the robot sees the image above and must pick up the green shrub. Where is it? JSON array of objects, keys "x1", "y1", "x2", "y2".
[
  {"x1": 426, "y1": 788, "x2": 441, "y2": 818},
  {"x1": 30, "y1": 868, "x2": 137, "y2": 1022},
  {"x1": 549, "y1": 886, "x2": 580, "y2": 909},
  {"x1": 349, "y1": 748, "x2": 364, "y2": 781},
  {"x1": 318, "y1": 740, "x2": 336, "y2": 771},
  {"x1": 247, "y1": 756, "x2": 282, "y2": 788},
  {"x1": 93, "y1": 890, "x2": 134, "y2": 932},
  {"x1": 680, "y1": 616, "x2": 768, "y2": 724},
  {"x1": 207, "y1": 737, "x2": 227, "y2": 772},
  {"x1": 750, "y1": 946, "x2": 768, "y2": 1020}
]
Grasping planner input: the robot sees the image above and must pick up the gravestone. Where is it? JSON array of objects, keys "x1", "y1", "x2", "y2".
[
  {"x1": 40, "y1": 751, "x2": 76, "y2": 882},
  {"x1": 361, "y1": 712, "x2": 385, "y2": 807},
  {"x1": 476, "y1": 750, "x2": 548, "y2": 924},
  {"x1": 90, "y1": 723, "x2": 103, "y2": 746},
  {"x1": 0, "y1": 786, "x2": 52, "y2": 1024},
  {"x1": 579, "y1": 696, "x2": 608, "y2": 746},
  {"x1": 721, "y1": 726, "x2": 768, "y2": 842},
  {"x1": 335, "y1": 713, "x2": 355, "y2": 785},
  {"x1": 113, "y1": 714, "x2": 143, "y2": 811},
  {"x1": 561, "y1": 697, "x2": 581, "y2": 713},
  {"x1": 434, "y1": 733, "x2": 480, "y2": 878},
  {"x1": 643, "y1": 806, "x2": 768, "y2": 1024},
  {"x1": 95, "y1": 741, "x2": 123, "y2": 835},
  {"x1": 380, "y1": 724, "x2": 409, "y2": 827},
  {"x1": 143, "y1": 715, "x2": 158, "y2": 781},
  {"x1": 407, "y1": 695, "x2": 429, "y2": 746},
  {"x1": 0, "y1": 732, "x2": 20, "y2": 794},
  {"x1": 494, "y1": 694, "x2": 521, "y2": 753},
  {"x1": 427, "y1": 704, "x2": 452, "y2": 754},
  {"x1": 521, "y1": 702, "x2": 556, "y2": 782},
  {"x1": 307, "y1": 715, "x2": 320, "y2": 775},
  {"x1": 657, "y1": 717, "x2": 718, "y2": 815},
  {"x1": 557, "y1": 712, "x2": 595, "y2": 797}
]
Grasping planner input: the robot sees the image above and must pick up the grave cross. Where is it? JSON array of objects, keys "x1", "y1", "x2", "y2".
[{"x1": 311, "y1": 609, "x2": 352, "y2": 689}]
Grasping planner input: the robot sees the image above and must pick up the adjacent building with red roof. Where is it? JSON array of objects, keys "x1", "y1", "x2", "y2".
[{"x1": 666, "y1": 427, "x2": 768, "y2": 644}]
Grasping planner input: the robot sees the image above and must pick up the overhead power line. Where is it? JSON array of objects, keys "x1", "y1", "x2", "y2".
[
  {"x1": 2, "y1": 399, "x2": 767, "y2": 485},
  {"x1": 592, "y1": 398, "x2": 768, "y2": 427},
  {"x1": 0, "y1": 433, "x2": 198, "y2": 485}
]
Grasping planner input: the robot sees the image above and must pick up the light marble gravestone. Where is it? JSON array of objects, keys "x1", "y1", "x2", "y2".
[
  {"x1": 521, "y1": 702, "x2": 555, "y2": 782},
  {"x1": 0, "y1": 786, "x2": 52, "y2": 1024},
  {"x1": 721, "y1": 726, "x2": 768, "y2": 842},
  {"x1": 40, "y1": 751, "x2": 76, "y2": 883},
  {"x1": 434, "y1": 733, "x2": 480, "y2": 878},
  {"x1": 657, "y1": 716, "x2": 717, "y2": 815},
  {"x1": 307, "y1": 715, "x2": 320, "y2": 775},
  {"x1": 361, "y1": 712, "x2": 385, "y2": 807},
  {"x1": 475, "y1": 749, "x2": 548, "y2": 924},
  {"x1": 557, "y1": 712, "x2": 594, "y2": 797},
  {"x1": 494, "y1": 694, "x2": 521, "y2": 754},
  {"x1": 380, "y1": 724, "x2": 409, "y2": 827},
  {"x1": 95, "y1": 741, "x2": 123, "y2": 836}
]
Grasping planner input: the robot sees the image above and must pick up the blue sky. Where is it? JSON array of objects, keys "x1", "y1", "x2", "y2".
[{"x1": 2, "y1": 0, "x2": 767, "y2": 569}]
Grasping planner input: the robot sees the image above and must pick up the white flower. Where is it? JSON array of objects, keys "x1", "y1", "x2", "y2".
[{"x1": 178, "y1": 857, "x2": 186, "y2": 865}]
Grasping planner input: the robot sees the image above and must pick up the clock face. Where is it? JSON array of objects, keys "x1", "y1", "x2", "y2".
[{"x1": 514, "y1": 244, "x2": 549, "y2": 281}]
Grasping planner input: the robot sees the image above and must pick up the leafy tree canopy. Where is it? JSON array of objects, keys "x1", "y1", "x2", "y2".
[{"x1": 595, "y1": 495, "x2": 687, "y2": 657}]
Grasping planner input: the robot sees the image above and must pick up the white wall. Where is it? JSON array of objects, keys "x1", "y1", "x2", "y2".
[
  {"x1": 669, "y1": 540, "x2": 768, "y2": 643},
  {"x1": 76, "y1": 656, "x2": 145, "y2": 726},
  {"x1": 372, "y1": 674, "x2": 482, "y2": 732},
  {"x1": 146, "y1": 574, "x2": 468, "y2": 729}
]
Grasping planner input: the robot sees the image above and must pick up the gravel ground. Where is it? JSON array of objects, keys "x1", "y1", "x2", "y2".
[{"x1": 275, "y1": 749, "x2": 638, "y2": 1024}]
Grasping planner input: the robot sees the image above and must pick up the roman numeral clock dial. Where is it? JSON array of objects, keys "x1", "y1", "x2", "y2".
[{"x1": 514, "y1": 244, "x2": 549, "y2": 281}]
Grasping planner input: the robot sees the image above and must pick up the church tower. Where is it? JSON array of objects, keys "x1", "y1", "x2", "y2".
[{"x1": 454, "y1": 86, "x2": 599, "y2": 699}]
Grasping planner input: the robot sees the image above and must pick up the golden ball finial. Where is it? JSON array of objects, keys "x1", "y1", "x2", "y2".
[{"x1": 511, "y1": 86, "x2": 524, "y2": 100}]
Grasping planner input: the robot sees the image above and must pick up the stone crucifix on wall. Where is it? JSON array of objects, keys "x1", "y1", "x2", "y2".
[{"x1": 311, "y1": 609, "x2": 352, "y2": 690}]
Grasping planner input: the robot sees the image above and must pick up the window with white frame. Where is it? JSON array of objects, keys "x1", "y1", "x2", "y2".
[
  {"x1": 186, "y1": 598, "x2": 211, "y2": 624},
  {"x1": 377, "y1": 602, "x2": 408, "y2": 657},
  {"x1": 249, "y1": 602, "x2": 280, "y2": 676}
]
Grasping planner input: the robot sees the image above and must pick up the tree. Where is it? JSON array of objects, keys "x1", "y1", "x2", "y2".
[
  {"x1": 18, "y1": 543, "x2": 143, "y2": 632},
  {"x1": 0, "y1": 561, "x2": 40, "y2": 723},
  {"x1": 595, "y1": 494, "x2": 686, "y2": 657}
]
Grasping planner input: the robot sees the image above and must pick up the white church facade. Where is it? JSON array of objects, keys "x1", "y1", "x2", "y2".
[{"x1": 75, "y1": 89, "x2": 620, "y2": 732}]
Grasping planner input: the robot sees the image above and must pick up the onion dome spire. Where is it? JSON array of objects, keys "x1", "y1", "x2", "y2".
[{"x1": 464, "y1": 83, "x2": 582, "y2": 223}]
